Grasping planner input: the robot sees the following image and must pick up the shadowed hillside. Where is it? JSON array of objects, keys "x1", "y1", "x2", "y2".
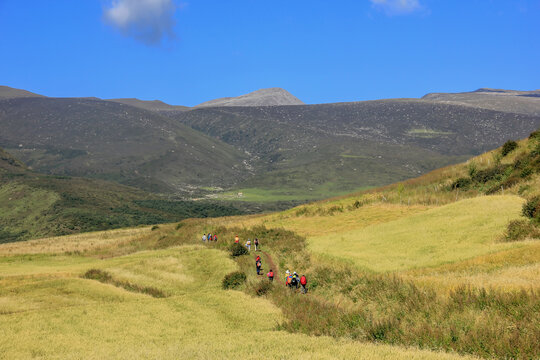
[
  {"x1": 171, "y1": 100, "x2": 540, "y2": 198},
  {"x1": 0, "y1": 97, "x2": 249, "y2": 194}
]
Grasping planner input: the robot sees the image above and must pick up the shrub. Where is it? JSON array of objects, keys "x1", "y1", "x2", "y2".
[
  {"x1": 522, "y1": 196, "x2": 540, "y2": 219},
  {"x1": 83, "y1": 268, "x2": 112, "y2": 282},
  {"x1": 501, "y1": 140, "x2": 518, "y2": 157},
  {"x1": 471, "y1": 166, "x2": 505, "y2": 183},
  {"x1": 327, "y1": 205, "x2": 344, "y2": 215},
  {"x1": 151, "y1": 225, "x2": 160, "y2": 231},
  {"x1": 230, "y1": 242, "x2": 249, "y2": 257},
  {"x1": 503, "y1": 220, "x2": 540, "y2": 242},
  {"x1": 222, "y1": 271, "x2": 247, "y2": 289},
  {"x1": 529, "y1": 129, "x2": 540, "y2": 140},
  {"x1": 467, "y1": 161, "x2": 477, "y2": 177},
  {"x1": 175, "y1": 222, "x2": 184, "y2": 230},
  {"x1": 251, "y1": 279, "x2": 273, "y2": 296},
  {"x1": 520, "y1": 167, "x2": 533, "y2": 178},
  {"x1": 451, "y1": 177, "x2": 471, "y2": 190}
]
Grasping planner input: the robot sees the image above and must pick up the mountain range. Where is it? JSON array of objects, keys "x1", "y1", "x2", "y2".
[{"x1": 1, "y1": 85, "x2": 539, "y2": 201}]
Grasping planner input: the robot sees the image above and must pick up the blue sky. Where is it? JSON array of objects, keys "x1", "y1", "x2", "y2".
[{"x1": 0, "y1": 0, "x2": 538, "y2": 106}]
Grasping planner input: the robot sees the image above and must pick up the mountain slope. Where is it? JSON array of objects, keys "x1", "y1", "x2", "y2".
[
  {"x1": 0, "y1": 85, "x2": 45, "y2": 99},
  {"x1": 0, "y1": 147, "x2": 243, "y2": 243},
  {"x1": 423, "y1": 88, "x2": 540, "y2": 116},
  {"x1": 171, "y1": 100, "x2": 540, "y2": 198},
  {"x1": 0, "y1": 97, "x2": 249, "y2": 194},
  {"x1": 107, "y1": 98, "x2": 189, "y2": 112},
  {"x1": 195, "y1": 87, "x2": 304, "y2": 108}
]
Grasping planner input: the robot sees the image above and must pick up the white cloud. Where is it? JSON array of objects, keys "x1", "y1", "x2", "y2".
[
  {"x1": 104, "y1": 0, "x2": 177, "y2": 45},
  {"x1": 370, "y1": 0, "x2": 422, "y2": 15}
]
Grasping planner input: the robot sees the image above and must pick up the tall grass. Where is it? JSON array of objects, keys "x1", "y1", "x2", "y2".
[{"x1": 224, "y1": 225, "x2": 540, "y2": 360}]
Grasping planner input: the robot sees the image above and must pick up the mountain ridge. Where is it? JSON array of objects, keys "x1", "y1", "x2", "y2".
[{"x1": 195, "y1": 87, "x2": 304, "y2": 108}]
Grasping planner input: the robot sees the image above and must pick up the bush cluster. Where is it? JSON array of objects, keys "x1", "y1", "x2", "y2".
[
  {"x1": 229, "y1": 243, "x2": 249, "y2": 257},
  {"x1": 451, "y1": 177, "x2": 471, "y2": 190},
  {"x1": 503, "y1": 220, "x2": 540, "y2": 242},
  {"x1": 522, "y1": 196, "x2": 540, "y2": 219},
  {"x1": 501, "y1": 140, "x2": 518, "y2": 157},
  {"x1": 222, "y1": 271, "x2": 247, "y2": 289}
]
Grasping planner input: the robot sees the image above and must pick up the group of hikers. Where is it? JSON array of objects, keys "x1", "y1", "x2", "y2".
[
  {"x1": 201, "y1": 233, "x2": 308, "y2": 294},
  {"x1": 202, "y1": 233, "x2": 218, "y2": 242},
  {"x1": 257, "y1": 252, "x2": 308, "y2": 294},
  {"x1": 234, "y1": 234, "x2": 260, "y2": 252}
]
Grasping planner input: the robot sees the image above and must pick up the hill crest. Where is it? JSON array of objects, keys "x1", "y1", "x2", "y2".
[
  {"x1": 195, "y1": 87, "x2": 304, "y2": 108},
  {"x1": 0, "y1": 85, "x2": 45, "y2": 99}
]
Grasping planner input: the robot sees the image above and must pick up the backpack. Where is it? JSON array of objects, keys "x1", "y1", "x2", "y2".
[
  {"x1": 291, "y1": 276, "x2": 298, "y2": 286},
  {"x1": 300, "y1": 276, "x2": 307, "y2": 285}
]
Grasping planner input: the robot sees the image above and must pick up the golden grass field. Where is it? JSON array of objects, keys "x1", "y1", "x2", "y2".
[{"x1": 0, "y1": 245, "x2": 475, "y2": 360}]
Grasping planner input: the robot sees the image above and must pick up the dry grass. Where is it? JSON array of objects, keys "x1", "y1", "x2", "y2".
[
  {"x1": 0, "y1": 226, "x2": 153, "y2": 255},
  {"x1": 306, "y1": 196, "x2": 524, "y2": 272},
  {"x1": 405, "y1": 241, "x2": 540, "y2": 291},
  {"x1": 0, "y1": 245, "x2": 474, "y2": 360}
]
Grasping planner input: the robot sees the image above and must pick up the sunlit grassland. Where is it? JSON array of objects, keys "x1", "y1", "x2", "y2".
[
  {"x1": 0, "y1": 244, "x2": 473, "y2": 360},
  {"x1": 257, "y1": 203, "x2": 431, "y2": 238},
  {"x1": 306, "y1": 196, "x2": 524, "y2": 272},
  {"x1": 0, "y1": 226, "x2": 154, "y2": 255},
  {"x1": 404, "y1": 241, "x2": 540, "y2": 291}
]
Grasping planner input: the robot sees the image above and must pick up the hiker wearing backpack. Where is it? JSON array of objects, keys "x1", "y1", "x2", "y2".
[
  {"x1": 246, "y1": 239, "x2": 251, "y2": 252},
  {"x1": 285, "y1": 270, "x2": 292, "y2": 288},
  {"x1": 213, "y1": 235, "x2": 218, "y2": 242},
  {"x1": 256, "y1": 260, "x2": 262, "y2": 275},
  {"x1": 254, "y1": 238, "x2": 259, "y2": 251},
  {"x1": 202, "y1": 234, "x2": 207, "y2": 242},
  {"x1": 255, "y1": 255, "x2": 261, "y2": 264},
  {"x1": 291, "y1": 272, "x2": 299, "y2": 290},
  {"x1": 234, "y1": 235, "x2": 239, "y2": 243},
  {"x1": 267, "y1": 269, "x2": 274, "y2": 282},
  {"x1": 207, "y1": 233, "x2": 212, "y2": 242},
  {"x1": 300, "y1": 274, "x2": 307, "y2": 294}
]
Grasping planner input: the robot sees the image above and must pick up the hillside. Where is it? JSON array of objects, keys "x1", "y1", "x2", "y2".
[
  {"x1": 172, "y1": 100, "x2": 540, "y2": 200},
  {"x1": 2, "y1": 86, "x2": 540, "y2": 204},
  {"x1": 423, "y1": 88, "x2": 540, "y2": 116},
  {"x1": 0, "y1": 97, "x2": 249, "y2": 194},
  {"x1": 0, "y1": 148, "x2": 243, "y2": 243},
  {"x1": 195, "y1": 87, "x2": 305, "y2": 107},
  {"x1": 107, "y1": 98, "x2": 190, "y2": 112},
  {"x1": 0, "y1": 85, "x2": 45, "y2": 99}
]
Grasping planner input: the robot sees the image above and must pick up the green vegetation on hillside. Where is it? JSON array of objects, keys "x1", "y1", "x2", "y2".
[{"x1": 0, "y1": 148, "x2": 244, "y2": 243}]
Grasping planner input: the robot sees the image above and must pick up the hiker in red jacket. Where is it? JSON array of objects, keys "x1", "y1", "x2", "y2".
[
  {"x1": 300, "y1": 274, "x2": 308, "y2": 294},
  {"x1": 267, "y1": 269, "x2": 274, "y2": 282}
]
